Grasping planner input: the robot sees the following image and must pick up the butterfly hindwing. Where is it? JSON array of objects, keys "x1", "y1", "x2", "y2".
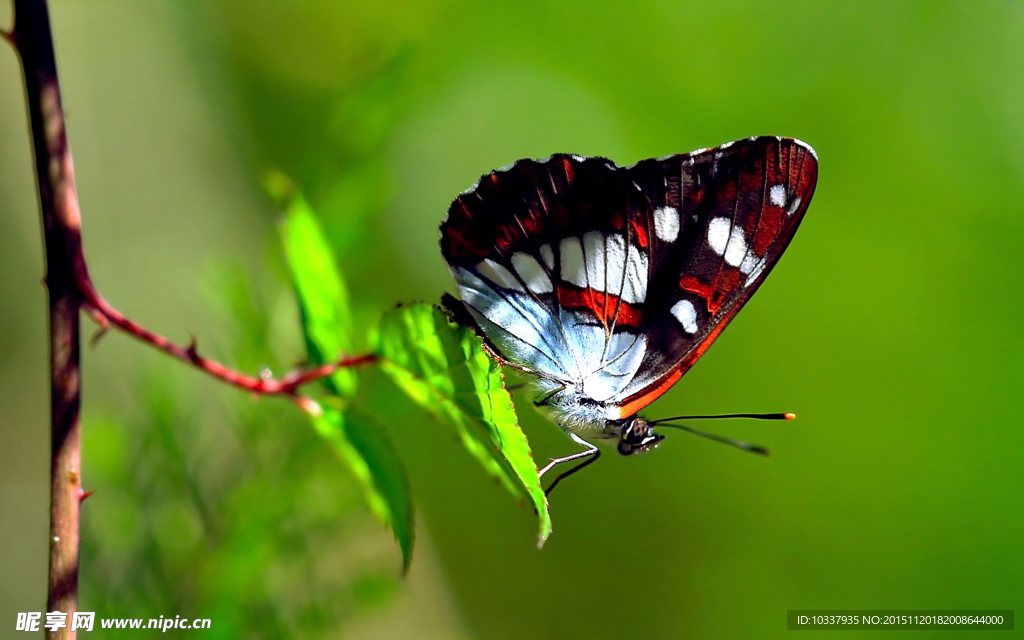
[{"x1": 441, "y1": 155, "x2": 652, "y2": 399}]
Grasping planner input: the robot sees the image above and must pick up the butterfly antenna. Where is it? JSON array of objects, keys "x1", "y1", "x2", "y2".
[
  {"x1": 655, "y1": 422, "x2": 770, "y2": 456},
  {"x1": 651, "y1": 412, "x2": 795, "y2": 423}
]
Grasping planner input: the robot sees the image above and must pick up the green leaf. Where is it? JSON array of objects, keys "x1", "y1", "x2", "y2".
[
  {"x1": 311, "y1": 404, "x2": 415, "y2": 572},
  {"x1": 272, "y1": 170, "x2": 357, "y2": 398},
  {"x1": 271, "y1": 172, "x2": 414, "y2": 568},
  {"x1": 374, "y1": 302, "x2": 551, "y2": 546}
]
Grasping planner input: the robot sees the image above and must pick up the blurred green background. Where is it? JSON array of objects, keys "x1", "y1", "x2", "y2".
[{"x1": 2, "y1": 0, "x2": 1024, "y2": 637}]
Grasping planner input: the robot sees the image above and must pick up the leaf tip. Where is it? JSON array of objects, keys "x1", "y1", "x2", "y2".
[{"x1": 536, "y1": 521, "x2": 553, "y2": 548}]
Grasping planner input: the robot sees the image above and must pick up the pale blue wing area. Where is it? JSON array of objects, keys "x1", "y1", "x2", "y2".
[
  {"x1": 578, "y1": 327, "x2": 648, "y2": 403},
  {"x1": 454, "y1": 240, "x2": 652, "y2": 405},
  {"x1": 606, "y1": 364, "x2": 661, "y2": 404},
  {"x1": 454, "y1": 267, "x2": 577, "y2": 382},
  {"x1": 559, "y1": 230, "x2": 651, "y2": 404}
]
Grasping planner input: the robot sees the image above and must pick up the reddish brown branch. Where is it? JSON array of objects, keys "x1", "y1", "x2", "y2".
[
  {"x1": 80, "y1": 281, "x2": 377, "y2": 397},
  {"x1": 13, "y1": 1, "x2": 82, "y2": 637}
]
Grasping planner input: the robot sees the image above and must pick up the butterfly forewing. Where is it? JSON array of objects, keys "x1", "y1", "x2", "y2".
[
  {"x1": 440, "y1": 137, "x2": 816, "y2": 421},
  {"x1": 613, "y1": 137, "x2": 818, "y2": 416}
]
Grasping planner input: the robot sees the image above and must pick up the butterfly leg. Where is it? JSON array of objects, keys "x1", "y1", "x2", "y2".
[
  {"x1": 543, "y1": 449, "x2": 601, "y2": 497},
  {"x1": 537, "y1": 432, "x2": 598, "y2": 478}
]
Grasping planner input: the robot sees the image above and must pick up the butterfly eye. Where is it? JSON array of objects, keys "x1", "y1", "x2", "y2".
[
  {"x1": 617, "y1": 419, "x2": 665, "y2": 456},
  {"x1": 616, "y1": 438, "x2": 635, "y2": 456}
]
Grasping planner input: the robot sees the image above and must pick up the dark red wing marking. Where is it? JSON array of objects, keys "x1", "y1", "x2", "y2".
[
  {"x1": 679, "y1": 271, "x2": 743, "y2": 315},
  {"x1": 557, "y1": 286, "x2": 643, "y2": 328},
  {"x1": 631, "y1": 219, "x2": 649, "y2": 248}
]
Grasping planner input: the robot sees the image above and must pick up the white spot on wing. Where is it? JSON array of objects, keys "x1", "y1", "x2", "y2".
[
  {"x1": 539, "y1": 244, "x2": 554, "y2": 269},
  {"x1": 512, "y1": 252, "x2": 552, "y2": 294},
  {"x1": 559, "y1": 237, "x2": 587, "y2": 287},
  {"x1": 786, "y1": 196, "x2": 802, "y2": 216},
  {"x1": 476, "y1": 259, "x2": 523, "y2": 291},
  {"x1": 708, "y1": 218, "x2": 748, "y2": 267},
  {"x1": 724, "y1": 226, "x2": 748, "y2": 267},
  {"x1": 739, "y1": 252, "x2": 760, "y2": 275},
  {"x1": 770, "y1": 184, "x2": 786, "y2": 207},
  {"x1": 743, "y1": 256, "x2": 768, "y2": 285},
  {"x1": 623, "y1": 243, "x2": 648, "y2": 303},
  {"x1": 653, "y1": 206, "x2": 680, "y2": 242},
  {"x1": 583, "y1": 231, "x2": 607, "y2": 291},
  {"x1": 605, "y1": 234, "x2": 626, "y2": 294},
  {"x1": 708, "y1": 217, "x2": 731, "y2": 255},
  {"x1": 671, "y1": 300, "x2": 699, "y2": 334}
]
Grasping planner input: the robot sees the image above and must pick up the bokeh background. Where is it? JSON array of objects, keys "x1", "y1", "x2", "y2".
[{"x1": 2, "y1": 1, "x2": 1024, "y2": 637}]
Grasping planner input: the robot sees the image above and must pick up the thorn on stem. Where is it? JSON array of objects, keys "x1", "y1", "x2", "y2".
[
  {"x1": 83, "y1": 303, "x2": 109, "y2": 329},
  {"x1": 79, "y1": 489, "x2": 95, "y2": 503},
  {"x1": 186, "y1": 336, "x2": 200, "y2": 362},
  {"x1": 292, "y1": 395, "x2": 323, "y2": 417},
  {"x1": 89, "y1": 325, "x2": 109, "y2": 348}
]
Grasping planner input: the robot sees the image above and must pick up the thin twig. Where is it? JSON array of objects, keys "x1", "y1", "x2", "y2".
[{"x1": 80, "y1": 281, "x2": 377, "y2": 397}]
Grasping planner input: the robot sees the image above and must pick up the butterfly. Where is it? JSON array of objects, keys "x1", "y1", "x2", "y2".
[{"x1": 439, "y1": 136, "x2": 817, "y2": 484}]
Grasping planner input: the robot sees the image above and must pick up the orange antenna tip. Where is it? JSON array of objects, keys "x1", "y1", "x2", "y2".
[{"x1": 784, "y1": 412, "x2": 796, "y2": 420}]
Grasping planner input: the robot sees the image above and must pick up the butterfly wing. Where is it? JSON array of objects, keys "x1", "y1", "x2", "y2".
[
  {"x1": 440, "y1": 137, "x2": 817, "y2": 418},
  {"x1": 610, "y1": 136, "x2": 818, "y2": 417},
  {"x1": 440, "y1": 154, "x2": 653, "y2": 400}
]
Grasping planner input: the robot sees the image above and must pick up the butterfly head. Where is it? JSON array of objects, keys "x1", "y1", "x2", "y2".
[{"x1": 616, "y1": 416, "x2": 665, "y2": 456}]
